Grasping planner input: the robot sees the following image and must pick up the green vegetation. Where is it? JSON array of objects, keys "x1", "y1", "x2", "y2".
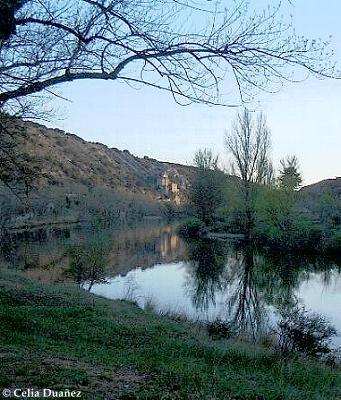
[
  {"x1": 66, "y1": 236, "x2": 111, "y2": 289},
  {"x1": 225, "y1": 110, "x2": 274, "y2": 239},
  {"x1": 276, "y1": 306, "x2": 337, "y2": 358},
  {"x1": 177, "y1": 217, "x2": 205, "y2": 238},
  {"x1": 278, "y1": 156, "x2": 302, "y2": 192},
  {"x1": 1, "y1": 2, "x2": 340, "y2": 397},
  {"x1": 1, "y1": 268, "x2": 340, "y2": 400},
  {"x1": 179, "y1": 176, "x2": 341, "y2": 254},
  {"x1": 254, "y1": 185, "x2": 341, "y2": 253},
  {"x1": 0, "y1": 185, "x2": 169, "y2": 230},
  {"x1": 182, "y1": 111, "x2": 341, "y2": 255},
  {"x1": 189, "y1": 149, "x2": 226, "y2": 226}
]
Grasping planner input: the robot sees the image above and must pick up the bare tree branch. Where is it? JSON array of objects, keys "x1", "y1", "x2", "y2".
[{"x1": 0, "y1": 0, "x2": 339, "y2": 113}]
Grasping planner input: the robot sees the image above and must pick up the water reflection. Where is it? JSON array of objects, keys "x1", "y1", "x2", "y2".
[
  {"x1": 185, "y1": 242, "x2": 273, "y2": 338},
  {"x1": 0, "y1": 223, "x2": 187, "y2": 282},
  {"x1": 1, "y1": 223, "x2": 341, "y2": 344},
  {"x1": 185, "y1": 240, "x2": 227, "y2": 311},
  {"x1": 93, "y1": 236, "x2": 341, "y2": 345},
  {"x1": 224, "y1": 246, "x2": 267, "y2": 339}
]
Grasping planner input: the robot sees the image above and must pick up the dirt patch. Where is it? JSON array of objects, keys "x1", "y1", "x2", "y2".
[{"x1": 1, "y1": 351, "x2": 148, "y2": 399}]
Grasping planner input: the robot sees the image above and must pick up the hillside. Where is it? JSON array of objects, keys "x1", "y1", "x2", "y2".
[
  {"x1": 300, "y1": 177, "x2": 341, "y2": 197},
  {"x1": 0, "y1": 118, "x2": 199, "y2": 228},
  {"x1": 13, "y1": 118, "x2": 196, "y2": 203},
  {"x1": 2, "y1": 117, "x2": 340, "y2": 230},
  {"x1": 10, "y1": 118, "x2": 341, "y2": 202},
  {"x1": 297, "y1": 177, "x2": 341, "y2": 223}
]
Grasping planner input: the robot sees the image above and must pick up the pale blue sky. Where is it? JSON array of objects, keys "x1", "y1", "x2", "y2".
[{"x1": 48, "y1": 0, "x2": 341, "y2": 185}]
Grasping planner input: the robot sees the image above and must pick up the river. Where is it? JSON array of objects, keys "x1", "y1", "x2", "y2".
[{"x1": 1, "y1": 222, "x2": 341, "y2": 346}]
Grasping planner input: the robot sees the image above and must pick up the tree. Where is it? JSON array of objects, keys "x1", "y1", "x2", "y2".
[
  {"x1": 0, "y1": 113, "x2": 41, "y2": 198},
  {"x1": 190, "y1": 148, "x2": 225, "y2": 226},
  {"x1": 0, "y1": 1, "x2": 27, "y2": 41},
  {"x1": 0, "y1": 0, "x2": 338, "y2": 115},
  {"x1": 0, "y1": 1, "x2": 339, "y2": 197},
  {"x1": 318, "y1": 191, "x2": 341, "y2": 228},
  {"x1": 278, "y1": 155, "x2": 302, "y2": 191},
  {"x1": 225, "y1": 109, "x2": 273, "y2": 237},
  {"x1": 67, "y1": 237, "x2": 110, "y2": 290}
]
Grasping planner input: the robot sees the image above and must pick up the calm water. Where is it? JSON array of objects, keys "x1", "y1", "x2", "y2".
[{"x1": 2, "y1": 223, "x2": 341, "y2": 345}]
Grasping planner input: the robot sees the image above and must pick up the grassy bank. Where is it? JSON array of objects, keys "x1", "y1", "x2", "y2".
[{"x1": 0, "y1": 269, "x2": 340, "y2": 399}]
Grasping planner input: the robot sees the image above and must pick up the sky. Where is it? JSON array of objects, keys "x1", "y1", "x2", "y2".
[{"x1": 47, "y1": 0, "x2": 341, "y2": 186}]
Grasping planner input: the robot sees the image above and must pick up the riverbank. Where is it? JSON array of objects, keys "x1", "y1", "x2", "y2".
[
  {"x1": 177, "y1": 217, "x2": 341, "y2": 255},
  {"x1": 0, "y1": 268, "x2": 340, "y2": 399}
]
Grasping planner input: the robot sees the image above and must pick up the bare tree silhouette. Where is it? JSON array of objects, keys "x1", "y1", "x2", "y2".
[{"x1": 0, "y1": 0, "x2": 338, "y2": 114}]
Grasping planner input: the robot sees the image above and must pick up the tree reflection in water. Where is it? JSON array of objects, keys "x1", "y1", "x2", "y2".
[
  {"x1": 185, "y1": 239, "x2": 341, "y2": 341},
  {"x1": 185, "y1": 240, "x2": 268, "y2": 339},
  {"x1": 224, "y1": 245, "x2": 267, "y2": 340},
  {"x1": 7, "y1": 222, "x2": 340, "y2": 342},
  {"x1": 185, "y1": 239, "x2": 227, "y2": 311}
]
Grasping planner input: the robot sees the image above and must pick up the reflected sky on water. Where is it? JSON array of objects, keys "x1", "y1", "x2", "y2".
[
  {"x1": 1, "y1": 222, "x2": 341, "y2": 345},
  {"x1": 88, "y1": 229, "x2": 341, "y2": 346}
]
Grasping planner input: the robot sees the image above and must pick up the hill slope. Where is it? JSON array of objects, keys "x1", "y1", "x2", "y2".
[
  {"x1": 14, "y1": 118, "x2": 196, "y2": 201},
  {"x1": 300, "y1": 177, "x2": 341, "y2": 197},
  {"x1": 3, "y1": 118, "x2": 341, "y2": 225},
  {"x1": 11, "y1": 118, "x2": 341, "y2": 201}
]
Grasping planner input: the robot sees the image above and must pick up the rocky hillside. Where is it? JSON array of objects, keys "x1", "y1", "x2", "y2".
[
  {"x1": 6, "y1": 118, "x2": 341, "y2": 207},
  {"x1": 13, "y1": 118, "x2": 196, "y2": 202}
]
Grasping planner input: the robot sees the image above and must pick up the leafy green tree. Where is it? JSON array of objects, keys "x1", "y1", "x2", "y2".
[
  {"x1": 190, "y1": 149, "x2": 225, "y2": 226},
  {"x1": 278, "y1": 155, "x2": 302, "y2": 191}
]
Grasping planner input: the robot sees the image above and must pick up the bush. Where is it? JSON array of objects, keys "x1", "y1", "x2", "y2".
[
  {"x1": 206, "y1": 319, "x2": 237, "y2": 340},
  {"x1": 177, "y1": 217, "x2": 205, "y2": 238},
  {"x1": 66, "y1": 235, "x2": 111, "y2": 288},
  {"x1": 276, "y1": 306, "x2": 337, "y2": 357},
  {"x1": 254, "y1": 218, "x2": 324, "y2": 252}
]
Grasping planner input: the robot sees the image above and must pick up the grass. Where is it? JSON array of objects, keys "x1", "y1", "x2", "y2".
[{"x1": 0, "y1": 268, "x2": 340, "y2": 399}]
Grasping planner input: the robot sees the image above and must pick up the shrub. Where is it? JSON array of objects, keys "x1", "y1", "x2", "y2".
[
  {"x1": 254, "y1": 218, "x2": 324, "y2": 252},
  {"x1": 177, "y1": 217, "x2": 205, "y2": 238},
  {"x1": 66, "y1": 236, "x2": 111, "y2": 288},
  {"x1": 206, "y1": 319, "x2": 237, "y2": 340},
  {"x1": 276, "y1": 306, "x2": 337, "y2": 357}
]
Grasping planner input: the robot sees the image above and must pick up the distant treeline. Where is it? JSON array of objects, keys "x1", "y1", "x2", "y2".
[{"x1": 0, "y1": 184, "x2": 182, "y2": 229}]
